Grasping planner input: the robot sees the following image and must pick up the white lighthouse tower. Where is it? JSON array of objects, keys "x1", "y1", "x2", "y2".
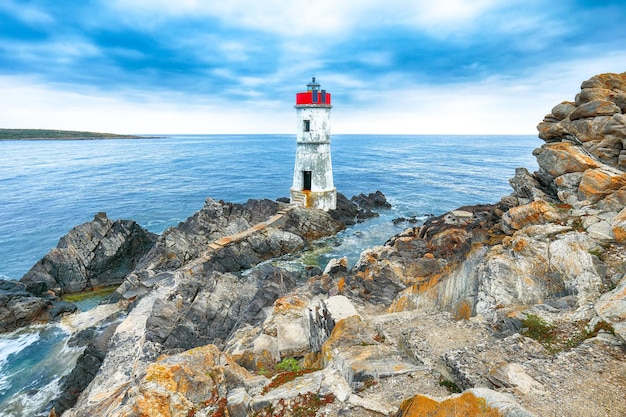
[{"x1": 290, "y1": 77, "x2": 337, "y2": 211}]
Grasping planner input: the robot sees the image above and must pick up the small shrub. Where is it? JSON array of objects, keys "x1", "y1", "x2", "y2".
[
  {"x1": 590, "y1": 320, "x2": 615, "y2": 337},
  {"x1": 521, "y1": 314, "x2": 555, "y2": 345},
  {"x1": 588, "y1": 248, "x2": 603, "y2": 258},
  {"x1": 570, "y1": 217, "x2": 585, "y2": 232},
  {"x1": 362, "y1": 377, "x2": 378, "y2": 389},
  {"x1": 439, "y1": 379, "x2": 462, "y2": 393},
  {"x1": 521, "y1": 317, "x2": 615, "y2": 354},
  {"x1": 275, "y1": 357, "x2": 301, "y2": 373}
]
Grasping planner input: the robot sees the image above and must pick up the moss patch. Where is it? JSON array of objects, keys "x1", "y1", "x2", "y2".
[{"x1": 62, "y1": 285, "x2": 119, "y2": 305}]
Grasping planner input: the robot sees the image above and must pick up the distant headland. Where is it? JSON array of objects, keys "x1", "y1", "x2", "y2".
[{"x1": 0, "y1": 128, "x2": 159, "y2": 140}]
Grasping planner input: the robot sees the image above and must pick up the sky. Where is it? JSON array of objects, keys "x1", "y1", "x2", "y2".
[{"x1": 0, "y1": 0, "x2": 625, "y2": 135}]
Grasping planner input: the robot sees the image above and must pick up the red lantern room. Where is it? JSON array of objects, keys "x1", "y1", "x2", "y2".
[{"x1": 295, "y1": 77, "x2": 331, "y2": 106}]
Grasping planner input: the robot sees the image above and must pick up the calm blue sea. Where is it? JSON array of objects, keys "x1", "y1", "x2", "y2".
[{"x1": 0, "y1": 134, "x2": 539, "y2": 415}]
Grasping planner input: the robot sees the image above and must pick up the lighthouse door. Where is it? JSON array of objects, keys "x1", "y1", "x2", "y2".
[{"x1": 303, "y1": 171, "x2": 312, "y2": 191}]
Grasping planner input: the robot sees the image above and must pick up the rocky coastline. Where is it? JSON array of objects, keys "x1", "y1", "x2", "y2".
[{"x1": 1, "y1": 73, "x2": 625, "y2": 417}]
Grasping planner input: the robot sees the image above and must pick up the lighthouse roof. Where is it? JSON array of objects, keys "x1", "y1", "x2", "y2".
[
  {"x1": 296, "y1": 77, "x2": 331, "y2": 106},
  {"x1": 307, "y1": 77, "x2": 321, "y2": 91}
]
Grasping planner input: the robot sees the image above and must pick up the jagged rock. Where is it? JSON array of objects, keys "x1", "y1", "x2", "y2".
[
  {"x1": 486, "y1": 363, "x2": 545, "y2": 395},
  {"x1": 533, "y1": 142, "x2": 601, "y2": 179},
  {"x1": 21, "y1": 212, "x2": 157, "y2": 295},
  {"x1": 551, "y1": 101, "x2": 577, "y2": 120},
  {"x1": 569, "y1": 100, "x2": 621, "y2": 121},
  {"x1": 51, "y1": 322, "x2": 120, "y2": 416},
  {"x1": 554, "y1": 172, "x2": 583, "y2": 204},
  {"x1": 508, "y1": 167, "x2": 554, "y2": 204},
  {"x1": 578, "y1": 167, "x2": 626, "y2": 203},
  {"x1": 599, "y1": 186, "x2": 626, "y2": 211},
  {"x1": 272, "y1": 295, "x2": 311, "y2": 359},
  {"x1": 321, "y1": 315, "x2": 423, "y2": 390},
  {"x1": 595, "y1": 275, "x2": 626, "y2": 342},
  {"x1": 329, "y1": 193, "x2": 363, "y2": 226},
  {"x1": 329, "y1": 191, "x2": 390, "y2": 225},
  {"x1": 351, "y1": 190, "x2": 391, "y2": 211},
  {"x1": 250, "y1": 371, "x2": 324, "y2": 411},
  {"x1": 323, "y1": 257, "x2": 349, "y2": 276},
  {"x1": 501, "y1": 200, "x2": 562, "y2": 232},
  {"x1": 0, "y1": 279, "x2": 51, "y2": 332},
  {"x1": 127, "y1": 345, "x2": 263, "y2": 417},
  {"x1": 587, "y1": 220, "x2": 616, "y2": 241}
]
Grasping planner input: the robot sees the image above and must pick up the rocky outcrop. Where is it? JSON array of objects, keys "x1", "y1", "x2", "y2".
[
  {"x1": 21, "y1": 212, "x2": 157, "y2": 295},
  {"x1": 112, "y1": 198, "x2": 344, "y2": 301},
  {"x1": 535, "y1": 72, "x2": 626, "y2": 211},
  {"x1": 356, "y1": 74, "x2": 626, "y2": 341},
  {"x1": 0, "y1": 212, "x2": 155, "y2": 334},
  {"x1": 56, "y1": 195, "x2": 384, "y2": 416},
  {"x1": 537, "y1": 72, "x2": 626, "y2": 169},
  {"x1": 329, "y1": 191, "x2": 391, "y2": 225}
]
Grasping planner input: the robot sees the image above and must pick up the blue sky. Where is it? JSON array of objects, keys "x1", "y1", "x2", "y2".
[{"x1": 1, "y1": 0, "x2": 625, "y2": 134}]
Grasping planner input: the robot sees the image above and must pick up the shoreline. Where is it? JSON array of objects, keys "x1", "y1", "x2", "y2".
[
  {"x1": 0, "y1": 136, "x2": 167, "y2": 141},
  {"x1": 0, "y1": 128, "x2": 166, "y2": 141}
]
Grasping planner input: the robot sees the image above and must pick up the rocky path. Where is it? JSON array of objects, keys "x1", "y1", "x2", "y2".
[{"x1": 206, "y1": 205, "x2": 296, "y2": 251}]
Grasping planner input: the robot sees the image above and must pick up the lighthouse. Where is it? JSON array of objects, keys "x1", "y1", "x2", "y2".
[{"x1": 290, "y1": 77, "x2": 337, "y2": 211}]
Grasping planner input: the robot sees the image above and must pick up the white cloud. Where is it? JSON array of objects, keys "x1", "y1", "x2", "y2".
[
  {"x1": 0, "y1": 38, "x2": 101, "y2": 65},
  {"x1": 2, "y1": 50, "x2": 624, "y2": 136},
  {"x1": 110, "y1": 0, "x2": 511, "y2": 38},
  {"x1": 0, "y1": 0, "x2": 54, "y2": 25},
  {"x1": 0, "y1": 76, "x2": 291, "y2": 134}
]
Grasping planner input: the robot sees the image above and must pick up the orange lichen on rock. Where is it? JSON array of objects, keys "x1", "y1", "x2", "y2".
[
  {"x1": 387, "y1": 272, "x2": 445, "y2": 313},
  {"x1": 273, "y1": 294, "x2": 307, "y2": 313},
  {"x1": 321, "y1": 315, "x2": 366, "y2": 362},
  {"x1": 133, "y1": 345, "x2": 255, "y2": 417},
  {"x1": 613, "y1": 208, "x2": 626, "y2": 243},
  {"x1": 388, "y1": 294, "x2": 417, "y2": 313},
  {"x1": 453, "y1": 300, "x2": 473, "y2": 321},
  {"x1": 578, "y1": 168, "x2": 626, "y2": 202},
  {"x1": 503, "y1": 200, "x2": 561, "y2": 230},
  {"x1": 337, "y1": 277, "x2": 346, "y2": 293},
  {"x1": 395, "y1": 392, "x2": 503, "y2": 417},
  {"x1": 537, "y1": 142, "x2": 601, "y2": 177},
  {"x1": 511, "y1": 236, "x2": 528, "y2": 253}
]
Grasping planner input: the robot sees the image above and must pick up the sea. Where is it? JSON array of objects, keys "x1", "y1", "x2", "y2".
[{"x1": 0, "y1": 134, "x2": 539, "y2": 415}]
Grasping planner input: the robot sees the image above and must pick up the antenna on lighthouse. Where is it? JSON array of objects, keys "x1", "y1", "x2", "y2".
[{"x1": 290, "y1": 78, "x2": 336, "y2": 210}]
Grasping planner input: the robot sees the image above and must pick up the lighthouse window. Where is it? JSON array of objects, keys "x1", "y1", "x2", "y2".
[
  {"x1": 303, "y1": 120, "x2": 310, "y2": 132},
  {"x1": 303, "y1": 171, "x2": 312, "y2": 191}
]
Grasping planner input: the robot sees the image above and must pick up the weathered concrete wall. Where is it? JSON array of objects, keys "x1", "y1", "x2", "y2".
[{"x1": 291, "y1": 105, "x2": 336, "y2": 210}]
